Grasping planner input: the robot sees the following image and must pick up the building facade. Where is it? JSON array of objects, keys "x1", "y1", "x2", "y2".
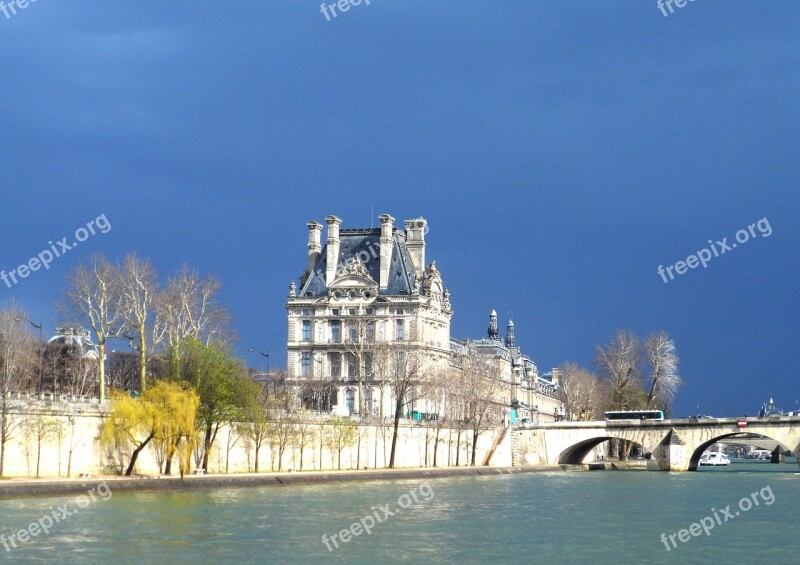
[{"x1": 286, "y1": 214, "x2": 562, "y2": 422}]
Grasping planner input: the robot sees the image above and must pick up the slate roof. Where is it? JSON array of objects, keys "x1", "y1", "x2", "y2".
[{"x1": 299, "y1": 228, "x2": 420, "y2": 297}]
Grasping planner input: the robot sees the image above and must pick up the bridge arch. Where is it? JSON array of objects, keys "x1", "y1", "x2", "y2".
[
  {"x1": 557, "y1": 437, "x2": 647, "y2": 465},
  {"x1": 687, "y1": 432, "x2": 792, "y2": 471}
]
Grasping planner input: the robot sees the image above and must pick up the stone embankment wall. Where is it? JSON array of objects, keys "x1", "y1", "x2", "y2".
[{"x1": 0, "y1": 406, "x2": 509, "y2": 477}]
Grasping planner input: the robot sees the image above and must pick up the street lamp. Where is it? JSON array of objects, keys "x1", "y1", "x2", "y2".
[
  {"x1": 248, "y1": 348, "x2": 270, "y2": 374},
  {"x1": 31, "y1": 321, "x2": 43, "y2": 395}
]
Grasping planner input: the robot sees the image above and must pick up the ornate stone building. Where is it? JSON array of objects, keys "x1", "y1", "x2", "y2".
[
  {"x1": 286, "y1": 214, "x2": 562, "y2": 422},
  {"x1": 286, "y1": 214, "x2": 452, "y2": 416}
]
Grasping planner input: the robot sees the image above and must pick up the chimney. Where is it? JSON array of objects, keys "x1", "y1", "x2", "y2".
[
  {"x1": 379, "y1": 214, "x2": 394, "y2": 289},
  {"x1": 404, "y1": 218, "x2": 426, "y2": 273},
  {"x1": 488, "y1": 309, "x2": 499, "y2": 340},
  {"x1": 307, "y1": 221, "x2": 322, "y2": 274},
  {"x1": 325, "y1": 215, "x2": 342, "y2": 284},
  {"x1": 505, "y1": 319, "x2": 516, "y2": 348}
]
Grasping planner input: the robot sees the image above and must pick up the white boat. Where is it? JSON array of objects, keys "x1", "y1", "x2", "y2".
[{"x1": 699, "y1": 452, "x2": 731, "y2": 466}]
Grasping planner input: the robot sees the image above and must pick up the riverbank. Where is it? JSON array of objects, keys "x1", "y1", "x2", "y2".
[{"x1": 0, "y1": 465, "x2": 566, "y2": 499}]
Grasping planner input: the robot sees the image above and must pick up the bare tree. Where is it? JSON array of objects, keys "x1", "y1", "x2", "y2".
[
  {"x1": 372, "y1": 341, "x2": 426, "y2": 468},
  {"x1": 152, "y1": 266, "x2": 234, "y2": 357},
  {"x1": 268, "y1": 403, "x2": 296, "y2": 471},
  {"x1": 294, "y1": 410, "x2": 315, "y2": 470},
  {"x1": 242, "y1": 384, "x2": 271, "y2": 472},
  {"x1": 420, "y1": 364, "x2": 448, "y2": 466},
  {"x1": 22, "y1": 417, "x2": 61, "y2": 478},
  {"x1": 0, "y1": 305, "x2": 38, "y2": 476},
  {"x1": 595, "y1": 330, "x2": 642, "y2": 410},
  {"x1": 340, "y1": 309, "x2": 380, "y2": 469},
  {"x1": 459, "y1": 343, "x2": 502, "y2": 466},
  {"x1": 441, "y1": 357, "x2": 468, "y2": 466},
  {"x1": 644, "y1": 332, "x2": 681, "y2": 409},
  {"x1": 558, "y1": 362, "x2": 603, "y2": 421},
  {"x1": 120, "y1": 254, "x2": 157, "y2": 391},
  {"x1": 62, "y1": 355, "x2": 99, "y2": 398},
  {"x1": 63, "y1": 254, "x2": 124, "y2": 403}
]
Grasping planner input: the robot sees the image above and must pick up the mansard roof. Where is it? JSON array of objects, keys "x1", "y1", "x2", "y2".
[{"x1": 299, "y1": 228, "x2": 420, "y2": 297}]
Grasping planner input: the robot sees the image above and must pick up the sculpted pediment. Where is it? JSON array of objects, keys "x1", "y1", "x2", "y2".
[{"x1": 329, "y1": 274, "x2": 377, "y2": 289}]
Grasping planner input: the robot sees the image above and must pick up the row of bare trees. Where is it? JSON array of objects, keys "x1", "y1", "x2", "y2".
[
  {"x1": 558, "y1": 330, "x2": 682, "y2": 422},
  {"x1": 325, "y1": 307, "x2": 506, "y2": 468},
  {"x1": 60, "y1": 253, "x2": 234, "y2": 402}
]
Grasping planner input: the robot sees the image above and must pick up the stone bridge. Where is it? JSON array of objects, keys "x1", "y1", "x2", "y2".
[{"x1": 509, "y1": 416, "x2": 800, "y2": 471}]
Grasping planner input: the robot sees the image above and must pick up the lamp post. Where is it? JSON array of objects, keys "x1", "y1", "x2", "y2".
[
  {"x1": 248, "y1": 348, "x2": 270, "y2": 382},
  {"x1": 31, "y1": 321, "x2": 43, "y2": 395}
]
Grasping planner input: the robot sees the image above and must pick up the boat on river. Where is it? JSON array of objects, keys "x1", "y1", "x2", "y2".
[{"x1": 699, "y1": 452, "x2": 731, "y2": 466}]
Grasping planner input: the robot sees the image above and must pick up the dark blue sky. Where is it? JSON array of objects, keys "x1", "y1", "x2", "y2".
[{"x1": 1, "y1": 1, "x2": 798, "y2": 417}]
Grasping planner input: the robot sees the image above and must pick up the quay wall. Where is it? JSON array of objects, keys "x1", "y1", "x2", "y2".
[{"x1": 0, "y1": 405, "x2": 511, "y2": 478}]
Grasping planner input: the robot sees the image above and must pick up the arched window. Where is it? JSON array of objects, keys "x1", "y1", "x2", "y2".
[{"x1": 364, "y1": 388, "x2": 374, "y2": 414}]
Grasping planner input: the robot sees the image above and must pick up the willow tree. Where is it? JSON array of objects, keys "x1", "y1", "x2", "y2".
[
  {"x1": 151, "y1": 382, "x2": 200, "y2": 475},
  {"x1": 101, "y1": 381, "x2": 199, "y2": 476}
]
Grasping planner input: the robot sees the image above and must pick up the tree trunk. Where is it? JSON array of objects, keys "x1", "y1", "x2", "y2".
[
  {"x1": 471, "y1": 428, "x2": 479, "y2": 466},
  {"x1": 138, "y1": 322, "x2": 147, "y2": 392},
  {"x1": 433, "y1": 429, "x2": 440, "y2": 467},
  {"x1": 0, "y1": 423, "x2": 7, "y2": 477},
  {"x1": 98, "y1": 342, "x2": 106, "y2": 403},
  {"x1": 299, "y1": 438, "x2": 304, "y2": 470},
  {"x1": 36, "y1": 440, "x2": 42, "y2": 478},
  {"x1": 389, "y1": 396, "x2": 403, "y2": 468},
  {"x1": 125, "y1": 433, "x2": 155, "y2": 476},
  {"x1": 202, "y1": 422, "x2": 213, "y2": 471},
  {"x1": 356, "y1": 428, "x2": 361, "y2": 469}
]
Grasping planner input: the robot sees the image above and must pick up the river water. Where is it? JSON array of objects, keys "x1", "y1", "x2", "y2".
[{"x1": 1, "y1": 459, "x2": 797, "y2": 564}]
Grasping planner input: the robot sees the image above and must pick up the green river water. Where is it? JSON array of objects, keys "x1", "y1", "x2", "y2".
[{"x1": 0, "y1": 459, "x2": 797, "y2": 564}]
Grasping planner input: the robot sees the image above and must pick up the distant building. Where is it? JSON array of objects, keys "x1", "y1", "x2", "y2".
[
  {"x1": 452, "y1": 311, "x2": 562, "y2": 424},
  {"x1": 47, "y1": 327, "x2": 99, "y2": 359},
  {"x1": 285, "y1": 214, "x2": 561, "y2": 422}
]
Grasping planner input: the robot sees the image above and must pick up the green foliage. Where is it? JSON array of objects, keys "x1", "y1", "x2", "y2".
[
  {"x1": 170, "y1": 338, "x2": 259, "y2": 426},
  {"x1": 167, "y1": 337, "x2": 260, "y2": 470}
]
